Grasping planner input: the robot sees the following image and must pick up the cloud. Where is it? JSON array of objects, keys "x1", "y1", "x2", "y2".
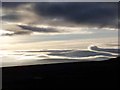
[
  {"x1": 34, "y1": 2, "x2": 118, "y2": 28},
  {"x1": 2, "y1": 2, "x2": 118, "y2": 29},
  {"x1": 47, "y1": 45, "x2": 118, "y2": 58},
  {"x1": 18, "y1": 25, "x2": 60, "y2": 33},
  {"x1": 2, "y1": 2, "x2": 30, "y2": 8},
  {"x1": 2, "y1": 14, "x2": 20, "y2": 22},
  {"x1": 18, "y1": 24, "x2": 93, "y2": 35},
  {"x1": 17, "y1": 45, "x2": 117, "y2": 59},
  {"x1": 2, "y1": 2, "x2": 118, "y2": 36},
  {"x1": 89, "y1": 45, "x2": 120, "y2": 54},
  {"x1": 2, "y1": 21, "x2": 92, "y2": 36},
  {"x1": 2, "y1": 3, "x2": 39, "y2": 24},
  {"x1": 2, "y1": 24, "x2": 60, "y2": 36},
  {"x1": 48, "y1": 50, "x2": 113, "y2": 58}
]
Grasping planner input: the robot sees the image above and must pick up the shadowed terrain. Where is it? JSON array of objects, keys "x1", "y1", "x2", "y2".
[{"x1": 2, "y1": 57, "x2": 119, "y2": 89}]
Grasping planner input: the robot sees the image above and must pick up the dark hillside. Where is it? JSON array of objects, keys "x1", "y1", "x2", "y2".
[{"x1": 2, "y1": 57, "x2": 119, "y2": 89}]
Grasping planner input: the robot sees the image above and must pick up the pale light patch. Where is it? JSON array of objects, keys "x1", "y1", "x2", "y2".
[
  {"x1": 103, "y1": 28, "x2": 118, "y2": 31},
  {"x1": 0, "y1": 29, "x2": 14, "y2": 35},
  {"x1": 0, "y1": 37, "x2": 117, "y2": 50}
]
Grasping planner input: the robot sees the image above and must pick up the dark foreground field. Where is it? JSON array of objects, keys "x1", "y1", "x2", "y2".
[{"x1": 2, "y1": 57, "x2": 119, "y2": 89}]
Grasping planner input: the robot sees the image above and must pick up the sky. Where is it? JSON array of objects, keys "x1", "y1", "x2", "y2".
[
  {"x1": 0, "y1": 2, "x2": 119, "y2": 50},
  {"x1": 0, "y1": 2, "x2": 119, "y2": 67}
]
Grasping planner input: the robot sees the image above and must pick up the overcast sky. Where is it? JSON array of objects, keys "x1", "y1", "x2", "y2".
[
  {"x1": 0, "y1": 2, "x2": 118, "y2": 50},
  {"x1": 1, "y1": 2, "x2": 118, "y2": 35}
]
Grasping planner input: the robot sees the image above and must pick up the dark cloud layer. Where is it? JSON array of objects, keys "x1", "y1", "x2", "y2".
[
  {"x1": 18, "y1": 25, "x2": 60, "y2": 33},
  {"x1": 2, "y1": 2, "x2": 118, "y2": 29},
  {"x1": 34, "y1": 2, "x2": 118, "y2": 28},
  {"x1": 2, "y1": 2, "x2": 29, "y2": 8}
]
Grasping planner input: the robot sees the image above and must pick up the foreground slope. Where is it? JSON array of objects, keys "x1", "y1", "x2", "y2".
[{"x1": 2, "y1": 57, "x2": 119, "y2": 89}]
